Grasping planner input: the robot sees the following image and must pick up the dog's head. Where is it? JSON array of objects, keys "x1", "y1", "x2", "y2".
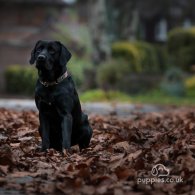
[{"x1": 29, "y1": 40, "x2": 71, "y2": 72}]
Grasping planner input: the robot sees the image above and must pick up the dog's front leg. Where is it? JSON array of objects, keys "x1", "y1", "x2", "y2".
[
  {"x1": 39, "y1": 112, "x2": 50, "y2": 151},
  {"x1": 61, "y1": 114, "x2": 72, "y2": 150}
]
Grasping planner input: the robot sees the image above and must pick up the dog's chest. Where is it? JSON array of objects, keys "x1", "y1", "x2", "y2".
[
  {"x1": 35, "y1": 78, "x2": 76, "y2": 114},
  {"x1": 35, "y1": 85, "x2": 55, "y2": 106}
]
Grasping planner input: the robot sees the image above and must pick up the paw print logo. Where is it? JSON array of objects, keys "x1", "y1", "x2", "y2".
[{"x1": 151, "y1": 164, "x2": 170, "y2": 177}]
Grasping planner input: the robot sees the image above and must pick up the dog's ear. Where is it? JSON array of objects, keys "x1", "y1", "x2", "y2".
[
  {"x1": 56, "y1": 41, "x2": 72, "y2": 66},
  {"x1": 29, "y1": 40, "x2": 41, "y2": 65}
]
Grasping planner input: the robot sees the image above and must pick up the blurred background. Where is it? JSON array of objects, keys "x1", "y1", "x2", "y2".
[{"x1": 1, "y1": 0, "x2": 195, "y2": 105}]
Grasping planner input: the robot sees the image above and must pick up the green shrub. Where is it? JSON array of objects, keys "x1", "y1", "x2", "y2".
[
  {"x1": 185, "y1": 75, "x2": 195, "y2": 97},
  {"x1": 185, "y1": 75, "x2": 195, "y2": 89},
  {"x1": 154, "y1": 45, "x2": 170, "y2": 71},
  {"x1": 97, "y1": 57, "x2": 163, "y2": 94},
  {"x1": 96, "y1": 58, "x2": 131, "y2": 90},
  {"x1": 67, "y1": 56, "x2": 93, "y2": 88},
  {"x1": 100, "y1": 42, "x2": 165, "y2": 94},
  {"x1": 167, "y1": 27, "x2": 195, "y2": 71},
  {"x1": 133, "y1": 42, "x2": 159, "y2": 73},
  {"x1": 112, "y1": 42, "x2": 141, "y2": 72},
  {"x1": 111, "y1": 41, "x2": 162, "y2": 73},
  {"x1": 168, "y1": 27, "x2": 195, "y2": 52},
  {"x1": 5, "y1": 65, "x2": 37, "y2": 95}
]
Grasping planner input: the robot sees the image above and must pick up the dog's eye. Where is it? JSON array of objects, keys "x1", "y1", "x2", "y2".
[
  {"x1": 36, "y1": 47, "x2": 43, "y2": 53},
  {"x1": 48, "y1": 47, "x2": 56, "y2": 55}
]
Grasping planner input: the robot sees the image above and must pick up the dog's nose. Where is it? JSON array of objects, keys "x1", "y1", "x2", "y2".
[{"x1": 37, "y1": 55, "x2": 46, "y2": 61}]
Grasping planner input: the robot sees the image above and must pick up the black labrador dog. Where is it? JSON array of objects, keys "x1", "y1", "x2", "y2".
[{"x1": 29, "y1": 40, "x2": 92, "y2": 152}]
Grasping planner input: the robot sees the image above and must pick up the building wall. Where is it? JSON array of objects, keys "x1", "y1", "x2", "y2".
[{"x1": 0, "y1": 2, "x2": 66, "y2": 92}]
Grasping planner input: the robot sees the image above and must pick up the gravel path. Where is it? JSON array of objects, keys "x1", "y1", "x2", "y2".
[{"x1": 0, "y1": 99, "x2": 166, "y2": 115}]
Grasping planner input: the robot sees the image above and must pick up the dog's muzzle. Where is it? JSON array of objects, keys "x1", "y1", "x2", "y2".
[
  {"x1": 36, "y1": 55, "x2": 53, "y2": 70},
  {"x1": 37, "y1": 55, "x2": 46, "y2": 62}
]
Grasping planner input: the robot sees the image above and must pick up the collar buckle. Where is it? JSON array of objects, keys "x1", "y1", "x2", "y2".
[{"x1": 43, "y1": 82, "x2": 48, "y2": 87}]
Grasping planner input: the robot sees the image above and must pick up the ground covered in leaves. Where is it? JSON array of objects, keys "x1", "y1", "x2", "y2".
[{"x1": 0, "y1": 108, "x2": 195, "y2": 195}]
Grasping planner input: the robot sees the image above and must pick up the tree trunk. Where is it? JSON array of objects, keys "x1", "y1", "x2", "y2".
[
  {"x1": 129, "y1": 9, "x2": 139, "y2": 41},
  {"x1": 87, "y1": 0, "x2": 110, "y2": 65}
]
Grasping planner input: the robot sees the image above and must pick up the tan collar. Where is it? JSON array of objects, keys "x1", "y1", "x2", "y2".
[{"x1": 39, "y1": 71, "x2": 68, "y2": 87}]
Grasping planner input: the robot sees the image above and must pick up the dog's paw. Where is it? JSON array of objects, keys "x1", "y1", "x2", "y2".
[
  {"x1": 78, "y1": 127, "x2": 93, "y2": 150},
  {"x1": 35, "y1": 144, "x2": 42, "y2": 152},
  {"x1": 40, "y1": 147, "x2": 50, "y2": 153},
  {"x1": 71, "y1": 145, "x2": 80, "y2": 153},
  {"x1": 61, "y1": 148, "x2": 73, "y2": 157}
]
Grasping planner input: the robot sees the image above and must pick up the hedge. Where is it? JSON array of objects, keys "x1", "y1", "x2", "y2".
[
  {"x1": 96, "y1": 58, "x2": 162, "y2": 94},
  {"x1": 96, "y1": 58, "x2": 130, "y2": 90},
  {"x1": 167, "y1": 27, "x2": 195, "y2": 71},
  {"x1": 112, "y1": 42, "x2": 141, "y2": 72},
  {"x1": 4, "y1": 65, "x2": 37, "y2": 95},
  {"x1": 97, "y1": 41, "x2": 167, "y2": 93},
  {"x1": 67, "y1": 56, "x2": 93, "y2": 89},
  {"x1": 111, "y1": 41, "x2": 163, "y2": 73}
]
